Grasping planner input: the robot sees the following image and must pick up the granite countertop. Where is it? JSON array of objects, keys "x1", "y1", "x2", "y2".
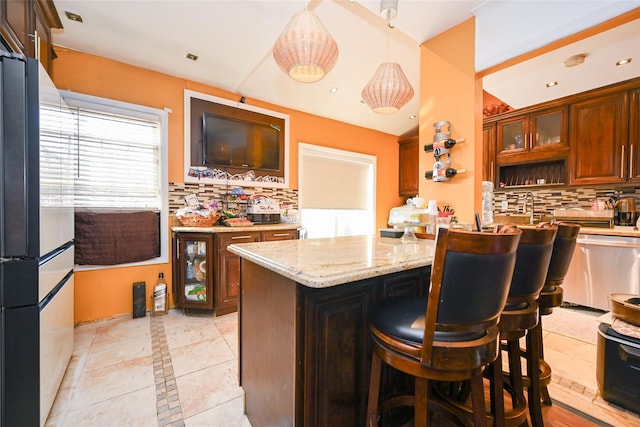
[
  {"x1": 576, "y1": 226, "x2": 640, "y2": 237},
  {"x1": 227, "y1": 235, "x2": 435, "y2": 288},
  {"x1": 171, "y1": 223, "x2": 301, "y2": 233},
  {"x1": 510, "y1": 226, "x2": 640, "y2": 238}
]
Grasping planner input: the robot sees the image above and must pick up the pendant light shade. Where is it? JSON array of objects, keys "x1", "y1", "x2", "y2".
[
  {"x1": 273, "y1": 9, "x2": 339, "y2": 83},
  {"x1": 361, "y1": 62, "x2": 414, "y2": 114}
]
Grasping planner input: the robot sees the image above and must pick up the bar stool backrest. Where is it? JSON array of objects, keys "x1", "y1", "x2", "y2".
[
  {"x1": 500, "y1": 225, "x2": 558, "y2": 303},
  {"x1": 545, "y1": 222, "x2": 581, "y2": 287},
  {"x1": 426, "y1": 228, "x2": 522, "y2": 335}
]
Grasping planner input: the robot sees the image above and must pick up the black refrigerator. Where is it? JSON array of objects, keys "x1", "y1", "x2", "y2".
[{"x1": 0, "y1": 52, "x2": 75, "y2": 426}]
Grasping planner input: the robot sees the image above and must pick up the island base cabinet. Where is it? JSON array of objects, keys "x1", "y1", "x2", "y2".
[
  {"x1": 240, "y1": 260, "x2": 297, "y2": 427},
  {"x1": 239, "y1": 260, "x2": 429, "y2": 427}
]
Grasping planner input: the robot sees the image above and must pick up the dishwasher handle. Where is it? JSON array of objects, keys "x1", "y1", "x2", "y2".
[{"x1": 576, "y1": 238, "x2": 640, "y2": 249}]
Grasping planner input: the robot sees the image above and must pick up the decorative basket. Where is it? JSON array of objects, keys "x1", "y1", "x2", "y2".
[{"x1": 178, "y1": 214, "x2": 220, "y2": 227}]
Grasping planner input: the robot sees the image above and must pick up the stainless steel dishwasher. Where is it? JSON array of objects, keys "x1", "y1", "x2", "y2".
[{"x1": 563, "y1": 233, "x2": 640, "y2": 311}]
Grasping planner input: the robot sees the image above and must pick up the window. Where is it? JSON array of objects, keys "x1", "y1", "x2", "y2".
[
  {"x1": 61, "y1": 92, "x2": 169, "y2": 268},
  {"x1": 298, "y1": 143, "x2": 376, "y2": 238}
]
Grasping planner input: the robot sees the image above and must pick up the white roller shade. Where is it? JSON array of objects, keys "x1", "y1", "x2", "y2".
[{"x1": 299, "y1": 144, "x2": 374, "y2": 210}]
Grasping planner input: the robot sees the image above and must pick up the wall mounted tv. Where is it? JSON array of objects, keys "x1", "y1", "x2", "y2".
[
  {"x1": 187, "y1": 94, "x2": 288, "y2": 186},
  {"x1": 202, "y1": 113, "x2": 280, "y2": 171}
]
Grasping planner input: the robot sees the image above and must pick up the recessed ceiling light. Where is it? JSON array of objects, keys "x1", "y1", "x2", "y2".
[
  {"x1": 409, "y1": 114, "x2": 417, "y2": 120},
  {"x1": 329, "y1": 87, "x2": 338, "y2": 93},
  {"x1": 616, "y1": 58, "x2": 632, "y2": 66},
  {"x1": 186, "y1": 53, "x2": 198, "y2": 61},
  {"x1": 546, "y1": 81, "x2": 558, "y2": 88},
  {"x1": 65, "y1": 11, "x2": 83, "y2": 23}
]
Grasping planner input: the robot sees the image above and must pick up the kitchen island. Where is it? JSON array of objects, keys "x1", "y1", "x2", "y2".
[{"x1": 228, "y1": 235, "x2": 435, "y2": 427}]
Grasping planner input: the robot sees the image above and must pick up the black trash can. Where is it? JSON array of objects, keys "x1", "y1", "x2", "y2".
[{"x1": 596, "y1": 322, "x2": 640, "y2": 415}]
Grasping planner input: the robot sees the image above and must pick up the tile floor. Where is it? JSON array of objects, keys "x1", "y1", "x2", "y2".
[{"x1": 46, "y1": 306, "x2": 640, "y2": 426}]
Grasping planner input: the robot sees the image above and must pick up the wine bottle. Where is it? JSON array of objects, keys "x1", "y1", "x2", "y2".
[
  {"x1": 424, "y1": 138, "x2": 465, "y2": 153},
  {"x1": 152, "y1": 272, "x2": 168, "y2": 316},
  {"x1": 425, "y1": 167, "x2": 466, "y2": 182}
]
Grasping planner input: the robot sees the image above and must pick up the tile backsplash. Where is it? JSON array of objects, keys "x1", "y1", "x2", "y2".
[
  {"x1": 494, "y1": 186, "x2": 640, "y2": 215},
  {"x1": 169, "y1": 181, "x2": 638, "y2": 220},
  {"x1": 169, "y1": 182, "x2": 298, "y2": 216}
]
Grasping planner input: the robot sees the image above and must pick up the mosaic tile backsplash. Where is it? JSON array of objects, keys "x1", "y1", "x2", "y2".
[
  {"x1": 170, "y1": 182, "x2": 639, "y2": 221},
  {"x1": 169, "y1": 182, "x2": 298, "y2": 217},
  {"x1": 494, "y1": 186, "x2": 640, "y2": 215}
]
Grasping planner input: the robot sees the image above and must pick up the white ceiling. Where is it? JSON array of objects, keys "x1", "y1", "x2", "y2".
[
  {"x1": 50, "y1": 1, "x2": 639, "y2": 136},
  {"x1": 483, "y1": 18, "x2": 640, "y2": 110}
]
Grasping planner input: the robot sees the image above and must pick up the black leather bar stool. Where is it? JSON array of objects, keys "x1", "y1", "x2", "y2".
[
  {"x1": 524, "y1": 222, "x2": 580, "y2": 426},
  {"x1": 492, "y1": 224, "x2": 558, "y2": 426},
  {"x1": 366, "y1": 227, "x2": 521, "y2": 427}
]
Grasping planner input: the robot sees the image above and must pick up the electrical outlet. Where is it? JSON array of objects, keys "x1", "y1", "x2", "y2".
[{"x1": 501, "y1": 200, "x2": 508, "y2": 211}]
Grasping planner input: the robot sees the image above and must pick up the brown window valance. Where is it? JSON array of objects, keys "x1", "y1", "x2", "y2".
[{"x1": 74, "y1": 210, "x2": 160, "y2": 265}]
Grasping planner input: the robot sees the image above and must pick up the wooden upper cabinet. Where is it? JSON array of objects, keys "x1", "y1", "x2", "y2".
[
  {"x1": 33, "y1": 0, "x2": 59, "y2": 72},
  {"x1": 482, "y1": 122, "x2": 496, "y2": 183},
  {"x1": 629, "y1": 88, "x2": 640, "y2": 183},
  {"x1": 496, "y1": 106, "x2": 568, "y2": 162},
  {"x1": 0, "y1": 0, "x2": 29, "y2": 53},
  {"x1": 569, "y1": 91, "x2": 629, "y2": 186},
  {"x1": 0, "y1": 0, "x2": 62, "y2": 74},
  {"x1": 398, "y1": 136, "x2": 419, "y2": 197}
]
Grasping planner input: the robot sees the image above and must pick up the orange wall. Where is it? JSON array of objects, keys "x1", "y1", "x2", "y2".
[
  {"x1": 51, "y1": 47, "x2": 402, "y2": 323},
  {"x1": 419, "y1": 19, "x2": 481, "y2": 223}
]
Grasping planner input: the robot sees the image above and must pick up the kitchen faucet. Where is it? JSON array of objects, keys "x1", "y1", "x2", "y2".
[{"x1": 524, "y1": 192, "x2": 535, "y2": 224}]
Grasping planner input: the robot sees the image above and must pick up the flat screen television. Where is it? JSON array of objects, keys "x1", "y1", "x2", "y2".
[{"x1": 202, "y1": 112, "x2": 280, "y2": 171}]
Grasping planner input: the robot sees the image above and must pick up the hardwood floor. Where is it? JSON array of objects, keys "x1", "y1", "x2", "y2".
[{"x1": 542, "y1": 401, "x2": 604, "y2": 426}]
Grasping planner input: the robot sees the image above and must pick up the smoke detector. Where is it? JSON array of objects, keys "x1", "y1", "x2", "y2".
[{"x1": 564, "y1": 54, "x2": 587, "y2": 68}]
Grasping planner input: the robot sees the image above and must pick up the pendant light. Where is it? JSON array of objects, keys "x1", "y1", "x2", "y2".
[
  {"x1": 362, "y1": 62, "x2": 414, "y2": 114},
  {"x1": 273, "y1": 8, "x2": 339, "y2": 83},
  {"x1": 361, "y1": 0, "x2": 414, "y2": 114}
]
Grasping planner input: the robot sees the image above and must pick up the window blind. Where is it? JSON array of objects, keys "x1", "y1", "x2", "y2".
[
  {"x1": 40, "y1": 104, "x2": 76, "y2": 206},
  {"x1": 298, "y1": 144, "x2": 374, "y2": 210},
  {"x1": 68, "y1": 107, "x2": 161, "y2": 209}
]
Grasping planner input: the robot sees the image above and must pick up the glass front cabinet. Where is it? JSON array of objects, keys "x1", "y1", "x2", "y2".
[
  {"x1": 173, "y1": 232, "x2": 214, "y2": 311},
  {"x1": 497, "y1": 107, "x2": 568, "y2": 156}
]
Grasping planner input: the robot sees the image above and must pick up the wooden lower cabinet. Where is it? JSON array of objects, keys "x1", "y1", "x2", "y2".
[
  {"x1": 172, "y1": 232, "x2": 215, "y2": 311},
  {"x1": 173, "y1": 228, "x2": 298, "y2": 315},
  {"x1": 240, "y1": 263, "x2": 430, "y2": 427},
  {"x1": 215, "y1": 231, "x2": 260, "y2": 315},
  {"x1": 215, "y1": 228, "x2": 299, "y2": 315}
]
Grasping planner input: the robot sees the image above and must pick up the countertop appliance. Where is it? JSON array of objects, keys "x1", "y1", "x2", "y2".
[
  {"x1": 563, "y1": 233, "x2": 640, "y2": 311},
  {"x1": 597, "y1": 322, "x2": 640, "y2": 414},
  {"x1": 0, "y1": 52, "x2": 75, "y2": 426},
  {"x1": 246, "y1": 196, "x2": 280, "y2": 224},
  {"x1": 614, "y1": 196, "x2": 637, "y2": 226}
]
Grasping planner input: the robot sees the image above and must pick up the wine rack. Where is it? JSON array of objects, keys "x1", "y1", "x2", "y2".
[{"x1": 424, "y1": 120, "x2": 466, "y2": 182}]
